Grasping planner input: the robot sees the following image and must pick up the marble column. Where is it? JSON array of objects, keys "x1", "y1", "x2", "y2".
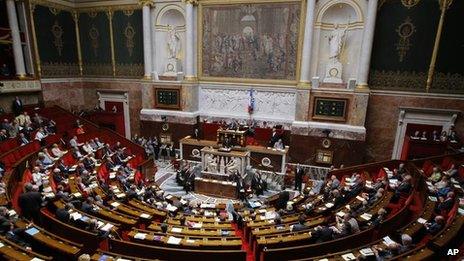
[
  {"x1": 184, "y1": 0, "x2": 196, "y2": 81},
  {"x1": 6, "y1": 0, "x2": 26, "y2": 78},
  {"x1": 356, "y1": 0, "x2": 378, "y2": 90},
  {"x1": 141, "y1": 0, "x2": 153, "y2": 79},
  {"x1": 298, "y1": 0, "x2": 316, "y2": 88},
  {"x1": 150, "y1": 7, "x2": 158, "y2": 80}
]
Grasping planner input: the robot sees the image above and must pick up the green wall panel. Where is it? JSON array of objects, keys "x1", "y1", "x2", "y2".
[
  {"x1": 33, "y1": 5, "x2": 79, "y2": 77},
  {"x1": 112, "y1": 9, "x2": 143, "y2": 77},
  {"x1": 79, "y1": 11, "x2": 112, "y2": 76}
]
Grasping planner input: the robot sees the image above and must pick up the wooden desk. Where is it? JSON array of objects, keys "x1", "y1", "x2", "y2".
[
  {"x1": 0, "y1": 236, "x2": 52, "y2": 261},
  {"x1": 128, "y1": 199, "x2": 167, "y2": 218},
  {"x1": 128, "y1": 229, "x2": 242, "y2": 250},
  {"x1": 16, "y1": 222, "x2": 82, "y2": 258},
  {"x1": 148, "y1": 223, "x2": 236, "y2": 237},
  {"x1": 194, "y1": 177, "x2": 237, "y2": 199},
  {"x1": 108, "y1": 238, "x2": 247, "y2": 261}
]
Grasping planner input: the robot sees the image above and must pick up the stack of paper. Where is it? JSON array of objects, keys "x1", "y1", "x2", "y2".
[
  {"x1": 134, "y1": 233, "x2": 147, "y2": 240},
  {"x1": 417, "y1": 218, "x2": 427, "y2": 224},
  {"x1": 70, "y1": 212, "x2": 82, "y2": 220},
  {"x1": 325, "y1": 203, "x2": 334, "y2": 208},
  {"x1": 360, "y1": 213, "x2": 372, "y2": 221},
  {"x1": 101, "y1": 223, "x2": 114, "y2": 232},
  {"x1": 167, "y1": 236, "x2": 182, "y2": 245},
  {"x1": 110, "y1": 202, "x2": 121, "y2": 208},
  {"x1": 383, "y1": 236, "x2": 396, "y2": 245},
  {"x1": 140, "y1": 213, "x2": 151, "y2": 219},
  {"x1": 341, "y1": 253, "x2": 356, "y2": 260},
  {"x1": 359, "y1": 248, "x2": 374, "y2": 256},
  {"x1": 171, "y1": 227, "x2": 182, "y2": 233}
]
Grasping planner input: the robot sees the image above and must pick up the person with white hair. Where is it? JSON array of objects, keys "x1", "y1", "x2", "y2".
[{"x1": 399, "y1": 234, "x2": 415, "y2": 254}]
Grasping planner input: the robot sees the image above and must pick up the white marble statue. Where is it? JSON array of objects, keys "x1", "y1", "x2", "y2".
[
  {"x1": 226, "y1": 157, "x2": 240, "y2": 175},
  {"x1": 205, "y1": 154, "x2": 218, "y2": 173},
  {"x1": 328, "y1": 24, "x2": 348, "y2": 62},
  {"x1": 167, "y1": 25, "x2": 180, "y2": 59}
]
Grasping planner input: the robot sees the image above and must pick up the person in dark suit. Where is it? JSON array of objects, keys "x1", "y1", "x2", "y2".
[
  {"x1": 193, "y1": 127, "x2": 201, "y2": 141},
  {"x1": 56, "y1": 203, "x2": 72, "y2": 223},
  {"x1": 81, "y1": 197, "x2": 96, "y2": 214},
  {"x1": 12, "y1": 96, "x2": 23, "y2": 116},
  {"x1": 332, "y1": 190, "x2": 346, "y2": 209},
  {"x1": 436, "y1": 192, "x2": 455, "y2": 213},
  {"x1": 311, "y1": 225, "x2": 334, "y2": 243},
  {"x1": 294, "y1": 164, "x2": 304, "y2": 192},
  {"x1": 424, "y1": 215, "x2": 445, "y2": 235},
  {"x1": 291, "y1": 214, "x2": 307, "y2": 232},
  {"x1": 18, "y1": 183, "x2": 42, "y2": 224}
]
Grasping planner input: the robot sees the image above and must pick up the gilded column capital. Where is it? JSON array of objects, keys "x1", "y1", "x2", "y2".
[
  {"x1": 183, "y1": 0, "x2": 199, "y2": 6},
  {"x1": 138, "y1": 0, "x2": 155, "y2": 7}
]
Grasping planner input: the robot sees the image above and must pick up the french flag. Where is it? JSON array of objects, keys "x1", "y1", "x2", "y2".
[{"x1": 248, "y1": 89, "x2": 255, "y2": 114}]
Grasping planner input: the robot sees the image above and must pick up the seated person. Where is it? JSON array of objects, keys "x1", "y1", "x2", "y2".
[
  {"x1": 81, "y1": 197, "x2": 97, "y2": 214},
  {"x1": 373, "y1": 242, "x2": 401, "y2": 260},
  {"x1": 72, "y1": 147, "x2": 83, "y2": 160},
  {"x1": 424, "y1": 215, "x2": 445, "y2": 235},
  {"x1": 428, "y1": 167, "x2": 442, "y2": 183},
  {"x1": 57, "y1": 159, "x2": 69, "y2": 174},
  {"x1": 291, "y1": 214, "x2": 307, "y2": 232},
  {"x1": 51, "y1": 143, "x2": 66, "y2": 158},
  {"x1": 432, "y1": 130, "x2": 440, "y2": 141},
  {"x1": 94, "y1": 138, "x2": 104, "y2": 147},
  {"x1": 82, "y1": 142, "x2": 94, "y2": 155},
  {"x1": 444, "y1": 164, "x2": 458, "y2": 178},
  {"x1": 311, "y1": 225, "x2": 334, "y2": 243},
  {"x1": 410, "y1": 131, "x2": 420, "y2": 139},
  {"x1": 436, "y1": 192, "x2": 455, "y2": 213},
  {"x1": 394, "y1": 175, "x2": 413, "y2": 199},
  {"x1": 52, "y1": 168, "x2": 66, "y2": 184},
  {"x1": 369, "y1": 208, "x2": 387, "y2": 227},
  {"x1": 34, "y1": 127, "x2": 48, "y2": 142},
  {"x1": 273, "y1": 139, "x2": 284, "y2": 150},
  {"x1": 42, "y1": 148, "x2": 58, "y2": 163},
  {"x1": 448, "y1": 130, "x2": 460, "y2": 143},
  {"x1": 56, "y1": 203, "x2": 72, "y2": 223},
  {"x1": 399, "y1": 234, "x2": 415, "y2": 254},
  {"x1": 333, "y1": 214, "x2": 352, "y2": 238},
  {"x1": 18, "y1": 133, "x2": 29, "y2": 146}
]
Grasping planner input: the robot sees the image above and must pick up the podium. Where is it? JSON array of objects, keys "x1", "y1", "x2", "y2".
[{"x1": 217, "y1": 129, "x2": 247, "y2": 147}]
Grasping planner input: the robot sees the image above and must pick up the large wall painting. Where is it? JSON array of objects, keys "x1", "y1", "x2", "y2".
[{"x1": 199, "y1": 1, "x2": 302, "y2": 82}]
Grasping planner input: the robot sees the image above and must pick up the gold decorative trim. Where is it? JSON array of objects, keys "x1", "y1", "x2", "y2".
[
  {"x1": 41, "y1": 62, "x2": 80, "y2": 77},
  {"x1": 138, "y1": 0, "x2": 155, "y2": 7},
  {"x1": 29, "y1": 1, "x2": 42, "y2": 77},
  {"x1": 124, "y1": 22, "x2": 136, "y2": 57},
  {"x1": 30, "y1": 0, "x2": 73, "y2": 12},
  {"x1": 401, "y1": 0, "x2": 420, "y2": 9},
  {"x1": 183, "y1": 0, "x2": 199, "y2": 5},
  {"x1": 89, "y1": 25, "x2": 99, "y2": 57},
  {"x1": 51, "y1": 21, "x2": 64, "y2": 56},
  {"x1": 72, "y1": 11, "x2": 83, "y2": 76},
  {"x1": 82, "y1": 63, "x2": 113, "y2": 76},
  {"x1": 48, "y1": 7, "x2": 61, "y2": 15},
  {"x1": 395, "y1": 17, "x2": 415, "y2": 62},
  {"x1": 115, "y1": 63, "x2": 144, "y2": 78},
  {"x1": 426, "y1": 0, "x2": 453, "y2": 92},
  {"x1": 123, "y1": 9, "x2": 134, "y2": 16},
  {"x1": 107, "y1": 9, "x2": 116, "y2": 77}
]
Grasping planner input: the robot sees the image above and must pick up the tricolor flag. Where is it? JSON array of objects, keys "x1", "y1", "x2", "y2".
[{"x1": 248, "y1": 89, "x2": 255, "y2": 114}]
